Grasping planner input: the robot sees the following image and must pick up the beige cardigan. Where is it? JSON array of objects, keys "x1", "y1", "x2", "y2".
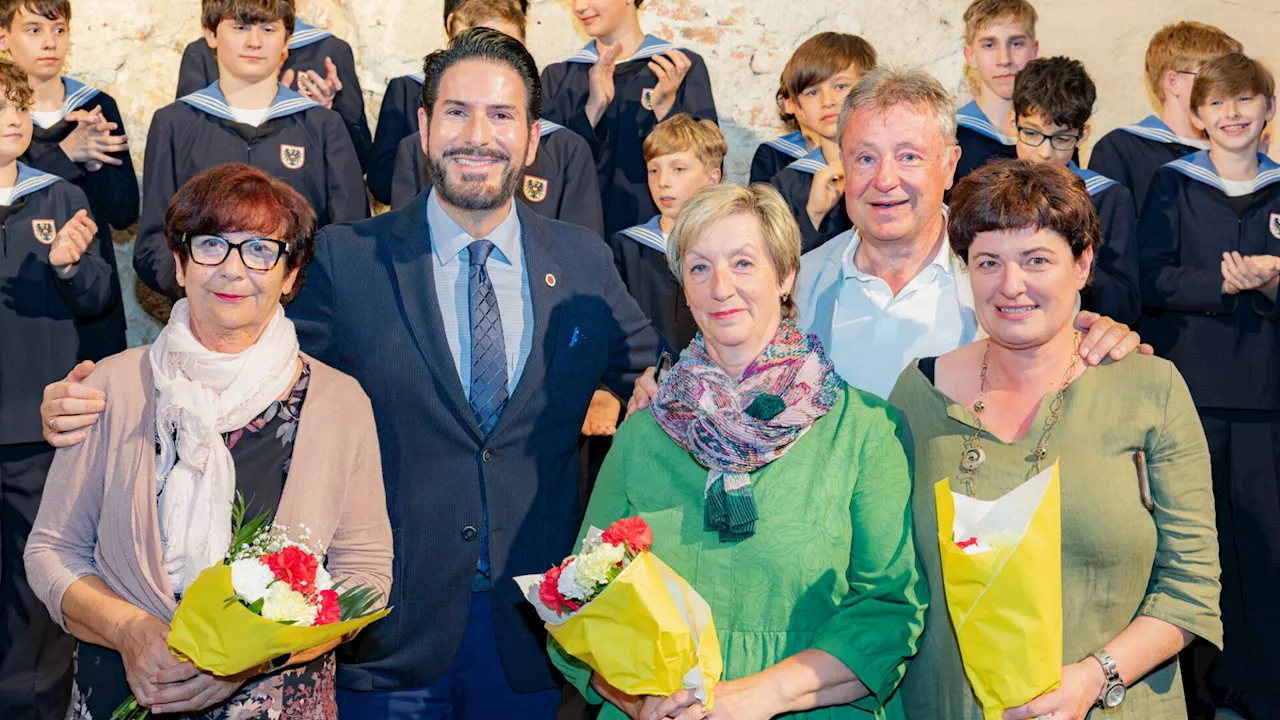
[{"x1": 24, "y1": 346, "x2": 393, "y2": 631}]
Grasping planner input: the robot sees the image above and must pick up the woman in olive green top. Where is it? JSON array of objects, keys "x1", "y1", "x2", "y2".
[
  {"x1": 889, "y1": 161, "x2": 1221, "y2": 720},
  {"x1": 549, "y1": 183, "x2": 926, "y2": 720}
]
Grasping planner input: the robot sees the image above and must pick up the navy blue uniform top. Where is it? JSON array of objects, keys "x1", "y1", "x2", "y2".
[
  {"x1": 23, "y1": 78, "x2": 133, "y2": 361},
  {"x1": 749, "y1": 130, "x2": 808, "y2": 184},
  {"x1": 0, "y1": 165, "x2": 117, "y2": 445},
  {"x1": 609, "y1": 214, "x2": 693, "y2": 352},
  {"x1": 1088, "y1": 115, "x2": 1206, "y2": 217},
  {"x1": 175, "y1": 21, "x2": 374, "y2": 172},
  {"x1": 954, "y1": 100, "x2": 1018, "y2": 183},
  {"x1": 541, "y1": 35, "x2": 718, "y2": 237},
  {"x1": 388, "y1": 119, "x2": 604, "y2": 237},
  {"x1": 769, "y1": 147, "x2": 849, "y2": 253},
  {"x1": 1070, "y1": 163, "x2": 1141, "y2": 325},
  {"x1": 135, "y1": 82, "x2": 368, "y2": 299},
  {"x1": 369, "y1": 73, "x2": 423, "y2": 206},
  {"x1": 1138, "y1": 150, "x2": 1280, "y2": 410}
]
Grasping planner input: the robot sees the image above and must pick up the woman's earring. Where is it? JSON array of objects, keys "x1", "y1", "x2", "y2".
[{"x1": 781, "y1": 292, "x2": 791, "y2": 303}]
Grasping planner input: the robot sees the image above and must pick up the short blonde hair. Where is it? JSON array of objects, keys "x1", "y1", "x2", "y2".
[
  {"x1": 642, "y1": 113, "x2": 727, "y2": 171},
  {"x1": 1145, "y1": 22, "x2": 1241, "y2": 103},
  {"x1": 963, "y1": 0, "x2": 1037, "y2": 45},
  {"x1": 667, "y1": 183, "x2": 801, "y2": 316}
]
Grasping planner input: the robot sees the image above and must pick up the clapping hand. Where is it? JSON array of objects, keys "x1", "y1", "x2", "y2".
[
  {"x1": 47, "y1": 210, "x2": 98, "y2": 274},
  {"x1": 60, "y1": 105, "x2": 128, "y2": 170},
  {"x1": 646, "y1": 49, "x2": 693, "y2": 121},
  {"x1": 586, "y1": 42, "x2": 624, "y2": 127},
  {"x1": 282, "y1": 57, "x2": 342, "y2": 109},
  {"x1": 1221, "y1": 251, "x2": 1280, "y2": 295}
]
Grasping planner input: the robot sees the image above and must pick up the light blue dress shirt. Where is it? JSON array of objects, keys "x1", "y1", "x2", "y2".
[{"x1": 427, "y1": 190, "x2": 533, "y2": 397}]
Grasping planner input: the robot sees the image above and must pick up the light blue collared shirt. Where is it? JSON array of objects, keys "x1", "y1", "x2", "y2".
[{"x1": 427, "y1": 190, "x2": 533, "y2": 397}]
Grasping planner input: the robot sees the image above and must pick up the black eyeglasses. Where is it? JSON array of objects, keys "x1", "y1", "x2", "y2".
[
  {"x1": 1016, "y1": 124, "x2": 1083, "y2": 151},
  {"x1": 184, "y1": 234, "x2": 291, "y2": 271}
]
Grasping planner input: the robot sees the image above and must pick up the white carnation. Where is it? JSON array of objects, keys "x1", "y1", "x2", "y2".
[
  {"x1": 557, "y1": 560, "x2": 593, "y2": 601},
  {"x1": 315, "y1": 565, "x2": 333, "y2": 592},
  {"x1": 574, "y1": 542, "x2": 626, "y2": 588},
  {"x1": 261, "y1": 583, "x2": 319, "y2": 626},
  {"x1": 229, "y1": 558, "x2": 276, "y2": 605}
]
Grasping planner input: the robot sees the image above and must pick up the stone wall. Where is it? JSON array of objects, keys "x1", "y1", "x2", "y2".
[{"x1": 59, "y1": 0, "x2": 1280, "y2": 345}]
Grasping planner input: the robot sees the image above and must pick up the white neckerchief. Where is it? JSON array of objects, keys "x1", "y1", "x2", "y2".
[{"x1": 150, "y1": 299, "x2": 300, "y2": 593}]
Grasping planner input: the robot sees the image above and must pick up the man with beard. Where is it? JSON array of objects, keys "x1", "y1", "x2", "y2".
[{"x1": 37, "y1": 28, "x2": 661, "y2": 720}]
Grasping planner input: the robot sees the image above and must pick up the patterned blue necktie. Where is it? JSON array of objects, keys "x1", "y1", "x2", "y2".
[{"x1": 468, "y1": 239, "x2": 507, "y2": 590}]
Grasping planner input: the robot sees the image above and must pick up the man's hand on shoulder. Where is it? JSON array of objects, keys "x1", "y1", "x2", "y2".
[{"x1": 42, "y1": 360, "x2": 104, "y2": 447}]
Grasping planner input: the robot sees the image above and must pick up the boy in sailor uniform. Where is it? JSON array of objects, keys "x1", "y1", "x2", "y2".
[
  {"x1": 378, "y1": 0, "x2": 602, "y2": 235},
  {"x1": 1011, "y1": 57, "x2": 1141, "y2": 324},
  {"x1": 0, "y1": 0, "x2": 132, "y2": 360},
  {"x1": 541, "y1": 0, "x2": 716, "y2": 237},
  {"x1": 135, "y1": 0, "x2": 366, "y2": 299},
  {"x1": 0, "y1": 58, "x2": 109, "y2": 720},
  {"x1": 1088, "y1": 21, "x2": 1242, "y2": 215},
  {"x1": 1137, "y1": 54, "x2": 1280, "y2": 720},
  {"x1": 750, "y1": 32, "x2": 876, "y2": 185},
  {"x1": 176, "y1": 0, "x2": 373, "y2": 171},
  {"x1": 953, "y1": 0, "x2": 1038, "y2": 183}
]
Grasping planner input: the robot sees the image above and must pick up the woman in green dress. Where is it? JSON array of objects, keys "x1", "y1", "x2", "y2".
[
  {"x1": 888, "y1": 160, "x2": 1222, "y2": 720},
  {"x1": 548, "y1": 182, "x2": 926, "y2": 720}
]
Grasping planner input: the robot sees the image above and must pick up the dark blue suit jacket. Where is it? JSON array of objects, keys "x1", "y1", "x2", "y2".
[{"x1": 286, "y1": 193, "x2": 662, "y2": 692}]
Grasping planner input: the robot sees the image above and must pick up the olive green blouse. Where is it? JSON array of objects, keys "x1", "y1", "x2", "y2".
[
  {"x1": 548, "y1": 386, "x2": 928, "y2": 719},
  {"x1": 888, "y1": 353, "x2": 1222, "y2": 720}
]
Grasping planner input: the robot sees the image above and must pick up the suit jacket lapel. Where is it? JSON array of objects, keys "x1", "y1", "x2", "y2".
[
  {"x1": 389, "y1": 192, "x2": 482, "y2": 439},
  {"x1": 493, "y1": 205, "x2": 564, "y2": 434}
]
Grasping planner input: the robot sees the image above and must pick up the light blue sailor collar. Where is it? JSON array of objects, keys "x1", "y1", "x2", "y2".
[
  {"x1": 956, "y1": 100, "x2": 1014, "y2": 145},
  {"x1": 618, "y1": 214, "x2": 667, "y2": 253},
  {"x1": 1068, "y1": 162, "x2": 1117, "y2": 197},
  {"x1": 3, "y1": 161, "x2": 63, "y2": 204},
  {"x1": 289, "y1": 20, "x2": 333, "y2": 50},
  {"x1": 784, "y1": 146, "x2": 828, "y2": 176},
  {"x1": 179, "y1": 81, "x2": 319, "y2": 123},
  {"x1": 763, "y1": 130, "x2": 809, "y2": 160},
  {"x1": 59, "y1": 77, "x2": 102, "y2": 117},
  {"x1": 566, "y1": 34, "x2": 681, "y2": 64},
  {"x1": 1166, "y1": 150, "x2": 1280, "y2": 195},
  {"x1": 1118, "y1": 115, "x2": 1209, "y2": 150}
]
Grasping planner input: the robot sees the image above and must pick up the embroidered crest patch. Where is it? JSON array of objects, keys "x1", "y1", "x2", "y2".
[
  {"x1": 522, "y1": 175, "x2": 549, "y2": 203},
  {"x1": 280, "y1": 144, "x2": 305, "y2": 170},
  {"x1": 641, "y1": 88, "x2": 654, "y2": 111},
  {"x1": 1271, "y1": 213, "x2": 1280, "y2": 240},
  {"x1": 32, "y1": 219, "x2": 55, "y2": 244}
]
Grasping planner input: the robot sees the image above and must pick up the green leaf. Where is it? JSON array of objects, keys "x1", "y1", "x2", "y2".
[{"x1": 248, "y1": 598, "x2": 265, "y2": 614}]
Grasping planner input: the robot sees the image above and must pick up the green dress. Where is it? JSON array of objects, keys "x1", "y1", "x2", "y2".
[
  {"x1": 887, "y1": 353, "x2": 1223, "y2": 720},
  {"x1": 548, "y1": 386, "x2": 928, "y2": 719}
]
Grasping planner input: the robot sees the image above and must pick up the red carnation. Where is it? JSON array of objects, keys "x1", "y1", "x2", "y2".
[
  {"x1": 312, "y1": 589, "x2": 341, "y2": 625},
  {"x1": 263, "y1": 545, "x2": 320, "y2": 595},
  {"x1": 539, "y1": 559, "x2": 580, "y2": 616},
  {"x1": 601, "y1": 517, "x2": 652, "y2": 554}
]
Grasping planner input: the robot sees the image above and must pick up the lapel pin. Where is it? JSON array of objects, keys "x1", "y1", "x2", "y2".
[{"x1": 545, "y1": 273, "x2": 557, "y2": 287}]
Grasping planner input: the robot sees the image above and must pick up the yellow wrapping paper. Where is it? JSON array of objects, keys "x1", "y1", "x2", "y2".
[
  {"x1": 166, "y1": 565, "x2": 391, "y2": 676},
  {"x1": 517, "y1": 552, "x2": 722, "y2": 708},
  {"x1": 934, "y1": 461, "x2": 1063, "y2": 720}
]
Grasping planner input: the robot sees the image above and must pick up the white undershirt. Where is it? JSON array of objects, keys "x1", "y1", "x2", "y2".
[
  {"x1": 0, "y1": 186, "x2": 16, "y2": 206},
  {"x1": 1220, "y1": 178, "x2": 1255, "y2": 197},
  {"x1": 228, "y1": 106, "x2": 270, "y2": 127},
  {"x1": 30, "y1": 109, "x2": 64, "y2": 129}
]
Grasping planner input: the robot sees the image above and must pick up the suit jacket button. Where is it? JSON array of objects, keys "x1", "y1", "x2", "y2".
[
  {"x1": 462, "y1": 526, "x2": 478, "y2": 541},
  {"x1": 482, "y1": 449, "x2": 493, "y2": 462}
]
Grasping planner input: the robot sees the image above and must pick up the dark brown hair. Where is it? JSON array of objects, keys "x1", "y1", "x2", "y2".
[
  {"x1": 0, "y1": 0, "x2": 68, "y2": 27},
  {"x1": 164, "y1": 163, "x2": 316, "y2": 302},
  {"x1": 420, "y1": 27, "x2": 540, "y2": 128},
  {"x1": 1191, "y1": 53, "x2": 1276, "y2": 114},
  {"x1": 445, "y1": 0, "x2": 526, "y2": 41},
  {"x1": 201, "y1": 0, "x2": 295, "y2": 35},
  {"x1": 0, "y1": 58, "x2": 33, "y2": 109},
  {"x1": 776, "y1": 32, "x2": 877, "y2": 130},
  {"x1": 1013, "y1": 56, "x2": 1096, "y2": 132},
  {"x1": 947, "y1": 159, "x2": 1099, "y2": 266}
]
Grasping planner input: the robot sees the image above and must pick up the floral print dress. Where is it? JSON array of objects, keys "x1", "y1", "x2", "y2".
[{"x1": 67, "y1": 363, "x2": 338, "y2": 720}]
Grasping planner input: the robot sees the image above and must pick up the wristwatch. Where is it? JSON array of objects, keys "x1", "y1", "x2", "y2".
[{"x1": 1090, "y1": 649, "x2": 1125, "y2": 709}]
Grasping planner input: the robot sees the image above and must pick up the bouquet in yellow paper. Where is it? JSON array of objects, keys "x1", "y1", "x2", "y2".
[
  {"x1": 515, "y1": 517, "x2": 722, "y2": 709},
  {"x1": 111, "y1": 496, "x2": 391, "y2": 720},
  {"x1": 934, "y1": 461, "x2": 1063, "y2": 720}
]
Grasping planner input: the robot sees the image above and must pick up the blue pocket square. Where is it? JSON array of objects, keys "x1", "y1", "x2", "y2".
[{"x1": 569, "y1": 327, "x2": 582, "y2": 347}]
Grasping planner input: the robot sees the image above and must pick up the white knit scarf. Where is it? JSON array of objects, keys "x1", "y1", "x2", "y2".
[{"x1": 150, "y1": 299, "x2": 300, "y2": 593}]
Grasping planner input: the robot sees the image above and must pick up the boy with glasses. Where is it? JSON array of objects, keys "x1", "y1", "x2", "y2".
[
  {"x1": 1088, "y1": 21, "x2": 1242, "y2": 214},
  {"x1": 1011, "y1": 56, "x2": 1140, "y2": 323}
]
